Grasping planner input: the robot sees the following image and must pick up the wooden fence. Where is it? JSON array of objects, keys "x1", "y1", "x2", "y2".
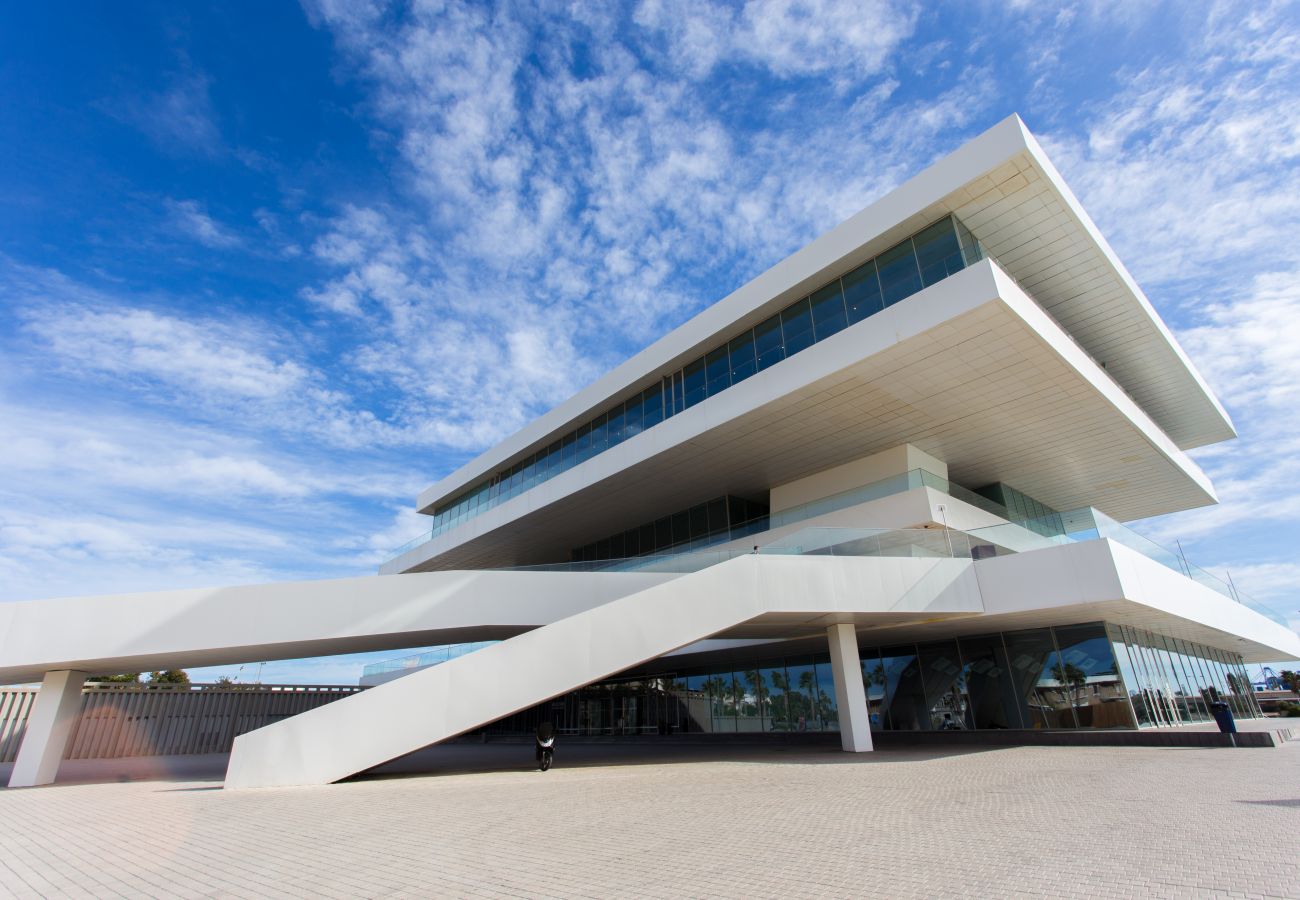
[{"x1": 0, "y1": 682, "x2": 362, "y2": 762}]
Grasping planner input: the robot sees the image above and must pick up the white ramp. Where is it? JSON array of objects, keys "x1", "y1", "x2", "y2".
[{"x1": 225, "y1": 553, "x2": 980, "y2": 788}]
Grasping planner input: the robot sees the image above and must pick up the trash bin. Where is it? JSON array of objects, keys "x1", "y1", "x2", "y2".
[{"x1": 1210, "y1": 700, "x2": 1237, "y2": 734}]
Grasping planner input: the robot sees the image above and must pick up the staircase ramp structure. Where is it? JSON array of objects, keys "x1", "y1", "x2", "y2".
[{"x1": 226, "y1": 540, "x2": 983, "y2": 789}]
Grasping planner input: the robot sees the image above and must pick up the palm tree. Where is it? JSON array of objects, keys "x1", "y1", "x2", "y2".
[
  {"x1": 744, "y1": 668, "x2": 764, "y2": 721},
  {"x1": 768, "y1": 669, "x2": 791, "y2": 730},
  {"x1": 798, "y1": 669, "x2": 816, "y2": 729},
  {"x1": 1051, "y1": 662, "x2": 1088, "y2": 709}
]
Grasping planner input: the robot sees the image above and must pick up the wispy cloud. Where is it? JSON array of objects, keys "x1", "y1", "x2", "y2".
[
  {"x1": 164, "y1": 199, "x2": 242, "y2": 249},
  {"x1": 297, "y1": 1, "x2": 994, "y2": 455},
  {"x1": 101, "y1": 67, "x2": 223, "y2": 156}
]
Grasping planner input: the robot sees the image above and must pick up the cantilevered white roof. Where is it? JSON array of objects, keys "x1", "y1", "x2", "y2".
[
  {"x1": 415, "y1": 114, "x2": 1232, "y2": 523},
  {"x1": 394, "y1": 260, "x2": 1217, "y2": 572}
]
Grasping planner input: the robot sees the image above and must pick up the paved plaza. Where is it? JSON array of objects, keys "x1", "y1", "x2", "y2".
[{"x1": 1, "y1": 740, "x2": 1298, "y2": 899}]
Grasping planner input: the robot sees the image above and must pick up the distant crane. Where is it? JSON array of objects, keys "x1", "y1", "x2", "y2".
[{"x1": 1255, "y1": 666, "x2": 1283, "y2": 690}]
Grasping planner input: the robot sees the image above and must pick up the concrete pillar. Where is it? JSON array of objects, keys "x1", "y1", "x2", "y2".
[
  {"x1": 8, "y1": 670, "x2": 86, "y2": 788},
  {"x1": 826, "y1": 624, "x2": 872, "y2": 752}
]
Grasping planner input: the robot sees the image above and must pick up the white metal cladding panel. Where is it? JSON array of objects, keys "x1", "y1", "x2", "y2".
[{"x1": 0, "y1": 685, "x2": 363, "y2": 762}]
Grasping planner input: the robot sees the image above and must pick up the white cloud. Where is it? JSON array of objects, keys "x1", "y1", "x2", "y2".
[
  {"x1": 292, "y1": 0, "x2": 998, "y2": 458},
  {"x1": 101, "y1": 68, "x2": 222, "y2": 156},
  {"x1": 26, "y1": 305, "x2": 305, "y2": 400},
  {"x1": 165, "y1": 199, "x2": 242, "y2": 249},
  {"x1": 2, "y1": 260, "x2": 429, "y2": 451},
  {"x1": 1037, "y1": 3, "x2": 1300, "y2": 286},
  {"x1": 633, "y1": 0, "x2": 917, "y2": 81}
]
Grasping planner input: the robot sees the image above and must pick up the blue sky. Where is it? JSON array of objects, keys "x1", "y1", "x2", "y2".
[{"x1": 2, "y1": 1, "x2": 1298, "y2": 684}]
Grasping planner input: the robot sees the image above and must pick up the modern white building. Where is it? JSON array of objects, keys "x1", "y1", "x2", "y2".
[{"x1": 3, "y1": 114, "x2": 1297, "y2": 790}]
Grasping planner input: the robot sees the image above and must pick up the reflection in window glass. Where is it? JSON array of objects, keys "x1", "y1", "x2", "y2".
[
  {"x1": 681, "y1": 674, "x2": 710, "y2": 732},
  {"x1": 913, "y1": 217, "x2": 964, "y2": 287},
  {"x1": 607, "y1": 404, "x2": 625, "y2": 448},
  {"x1": 705, "y1": 346, "x2": 730, "y2": 397},
  {"x1": 810, "y1": 280, "x2": 847, "y2": 340},
  {"x1": 1004, "y1": 628, "x2": 1076, "y2": 729},
  {"x1": 918, "y1": 641, "x2": 971, "y2": 730},
  {"x1": 736, "y1": 667, "x2": 764, "y2": 733},
  {"x1": 705, "y1": 672, "x2": 735, "y2": 731},
  {"x1": 876, "y1": 239, "x2": 923, "y2": 307},
  {"x1": 759, "y1": 661, "x2": 788, "y2": 731},
  {"x1": 783, "y1": 659, "x2": 818, "y2": 732},
  {"x1": 683, "y1": 358, "x2": 706, "y2": 409},
  {"x1": 754, "y1": 314, "x2": 785, "y2": 372},
  {"x1": 860, "y1": 648, "x2": 886, "y2": 731},
  {"x1": 623, "y1": 396, "x2": 642, "y2": 439},
  {"x1": 842, "y1": 260, "x2": 883, "y2": 324},
  {"x1": 1054, "y1": 623, "x2": 1135, "y2": 729},
  {"x1": 781, "y1": 297, "x2": 815, "y2": 357},
  {"x1": 959, "y1": 634, "x2": 1021, "y2": 729},
  {"x1": 728, "y1": 331, "x2": 756, "y2": 384},
  {"x1": 1106, "y1": 625, "x2": 1152, "y2": 727},
  {"x1": 878, "y1": 645, "x2": 926, "y2": 730},
  {"x1": 814, "y1": 657, "x2": 839, "y2": 732},
  {"x1": 1173, "y1": 640, "x2": 1210, "y2": 721},
  {"x1": 641, "y1": 385, "x2": 663, "y2": 429}
]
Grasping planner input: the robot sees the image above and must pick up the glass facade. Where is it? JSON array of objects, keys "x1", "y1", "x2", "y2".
[
  {"x1": 474, "y1": 621, "x2": 1259, "y2": 737},
  {"x1": 1107, "y1": 624, "x2": 1262, "y2": 725},
  {"x1": 572, "y1": 495, "x2": 769, "y2": 562},
  {"x1": 424, "y1": 215, "x2": 984, "y2": 542}
]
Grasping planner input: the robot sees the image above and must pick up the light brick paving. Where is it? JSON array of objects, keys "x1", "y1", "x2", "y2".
[{"x1": 1, "y1": 741, "x2": 1298, "y2": 899}]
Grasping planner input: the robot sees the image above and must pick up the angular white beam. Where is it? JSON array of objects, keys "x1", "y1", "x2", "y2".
[
  {"x1": 826, "y1": 624, "x2": 872, "y2": 752},
  {"x1": 8, "y1": 670, "x2": 85, "y2": 788}
]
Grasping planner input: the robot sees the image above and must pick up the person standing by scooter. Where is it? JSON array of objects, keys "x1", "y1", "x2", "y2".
[{"x1": 535, "y1": 722, "x2": 556, "y2": 771}]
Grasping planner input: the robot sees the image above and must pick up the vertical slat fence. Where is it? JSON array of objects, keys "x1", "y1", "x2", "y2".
[{"x1": 0, "y1": 684, "x2": 363, "y2": 763}]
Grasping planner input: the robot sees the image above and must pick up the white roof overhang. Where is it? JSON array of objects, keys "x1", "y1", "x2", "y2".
[
  {"x1": 415, "y1": 114, "x2": 1233, "y2": 521},
  {"x1": 394, "y1": 260, "x2": 1217, "y2": 573}
]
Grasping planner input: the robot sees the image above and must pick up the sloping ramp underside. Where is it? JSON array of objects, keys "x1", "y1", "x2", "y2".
[{"x1": 225, "y1": 553, "x2": 980, "y2": 788}]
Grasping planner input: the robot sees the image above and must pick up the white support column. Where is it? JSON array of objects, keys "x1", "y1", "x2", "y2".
[
  {"x1": 826, "y1": 624, "x2": 872, "y2": 752},
  {"x1": 8, "y1": 670, "x2": 86, "y2": 788}
]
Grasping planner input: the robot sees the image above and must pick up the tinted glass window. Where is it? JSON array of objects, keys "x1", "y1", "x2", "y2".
[
  {"x1": 1004, "y1": 628, "x2": 1076, "y2": 729},
  {"x1": 1054, "y1": 623, "x2": 1135, "y2": 729},
  {"x1": 876, "y1": 239, "x2": 923, "y2": 307},
  {"x1": 729, "y1": 331, "x2": 757, "y2": 384},
  {"x1": 705, "y1": 346, "x2": 730, "y2": 396},
  {"x1": 759, "y1": 661, "x2": 789, "y2": 731},
  {"x1": 913, "y1": 216, "x2": 964, "y2": 287},
  {"x1": 959, "y1": 634, "x2": 1021, "y2": 729},
  {"x1": 754, "y1": 314, "x2": 784, "y2": 371},
  {"x1": 641, "y1": 385, "x2": 663, "y2": 428},
  {"x1": 654, "y1": 516, "x2": 671, "y2": 549},
  {"x1": 682, "y1": 357, "x2": 706, "y2": 409},
  {"x1": 623, "y1": 396, "x2": 642, "y2": 438},
  {"x1": 606, "y1": 404, "x2": 625, "y2": 447},
  {"x1": 780, "y1": 297, "x2": 815, "y2": 357},
  {"x1": 706, "y1": 497, "x2": 727, "y2": 535},
  {"x1": 783, "y1": 659, "x2": 818, "y2": 731},
  {"x1": 810, "y1": 280, "x2": 847, "y2": 340},
  {"x1": 859, "y1": 648, "x2": 886, "y2": 731},
  {"x1": 575, "y1": 422, "x2": 592, "y2": 463},
  {"x1": 814, "y1": 658, "x2": 839, "y2": 732},
  {"x1": 736, "y1": 668, "x2": 763, "y2": 733},
  {"x1": 842, "y1": 260, "x2": 883, "y2": 324},
  {"x1": 878, "y1": 646, "x2": 926, "y2": 730},
  {"x1": 918, "y1": 640, "x2": 971, "y2": 730},
  {"x1": 670, "y1": 510, "x2": 689, "y2": 545}
]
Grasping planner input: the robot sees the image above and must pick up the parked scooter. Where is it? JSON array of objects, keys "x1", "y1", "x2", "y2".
[{"x1": 535, "y1": 722, "x2": 555, "y2": 772}]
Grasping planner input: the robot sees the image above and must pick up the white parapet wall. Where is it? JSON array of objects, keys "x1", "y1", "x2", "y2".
[{"x1": 770, "y1": 444, "x2": 949, "y2": 515}]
